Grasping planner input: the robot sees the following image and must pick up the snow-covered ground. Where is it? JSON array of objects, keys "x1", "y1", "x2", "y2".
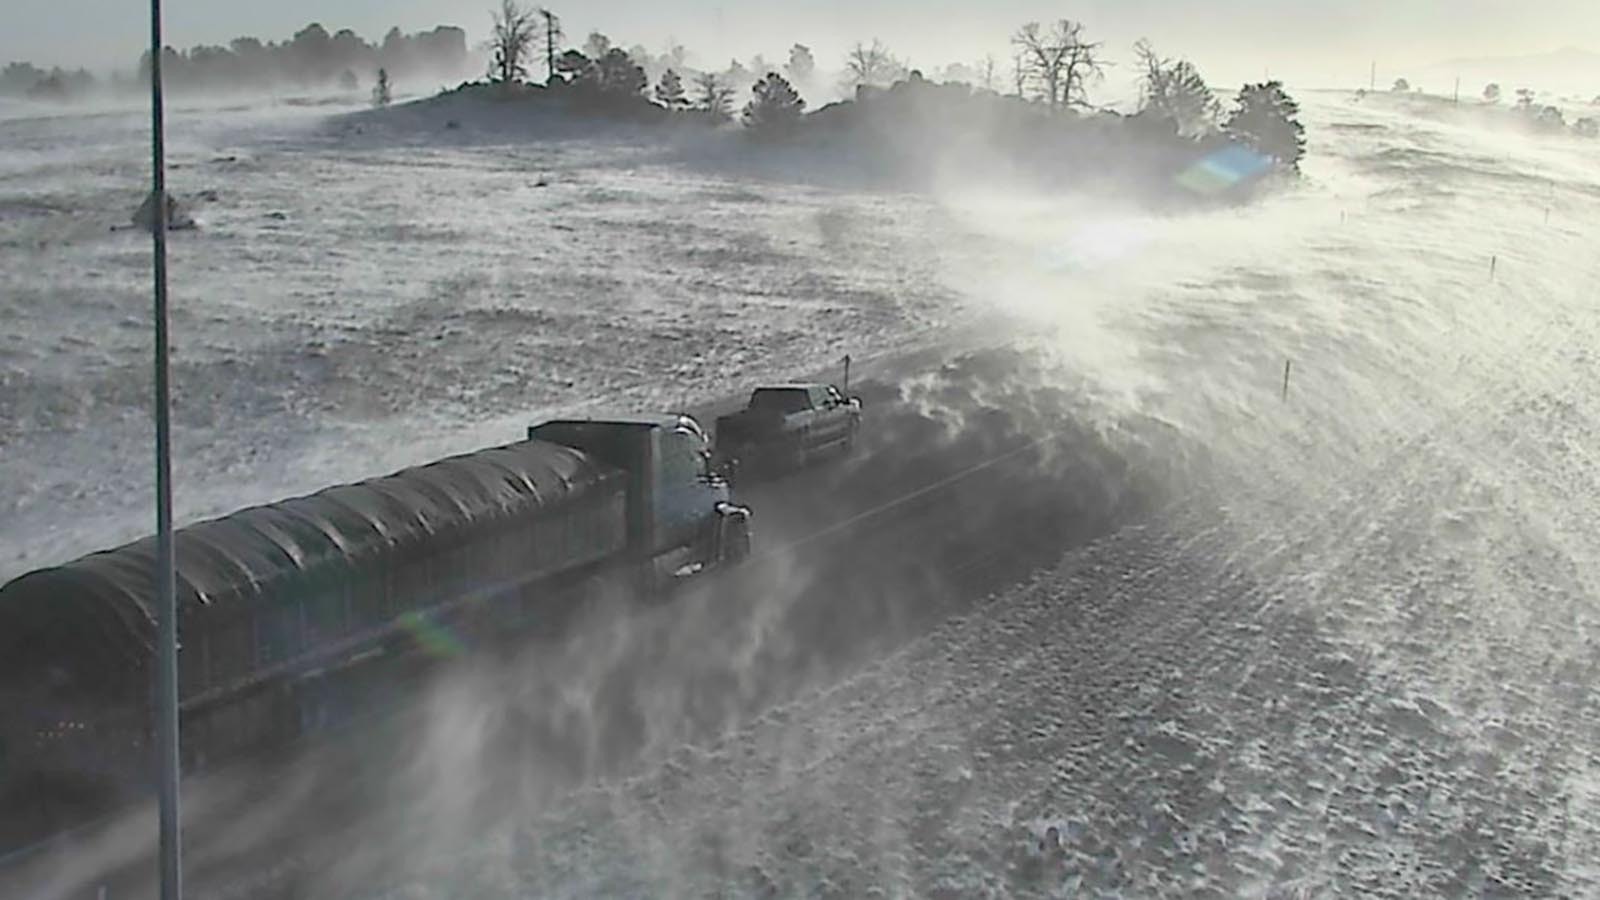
[
  {"x1": 0, "y1": 96, "x2": 979, "y2": 580},
  {"x1": 5, "y1": 88, "x2": 1600, "y2": 897}
]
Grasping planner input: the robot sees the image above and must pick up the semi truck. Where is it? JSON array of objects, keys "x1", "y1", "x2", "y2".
[{"x1": 0, "y1": 413, "x2": 749, "y2": 848}]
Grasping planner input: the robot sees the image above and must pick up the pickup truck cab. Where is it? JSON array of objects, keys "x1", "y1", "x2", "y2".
[{"x1": 713, "y1": 384, "x2": 862, "y2": 479}]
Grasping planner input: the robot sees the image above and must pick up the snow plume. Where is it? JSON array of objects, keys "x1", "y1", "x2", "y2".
[
  {"x1": 273, "y1": 337, "x2": 1193, "y2": 898},
  {"x1": 340, "y1": 92, "x2": 1600, "y2": 897},
  {"x1": 2, "y1": 756, "x2": 323, "y2": 900},
  {"x1": 9, "y1": 87, "x2": 1600, "y2": 896}
]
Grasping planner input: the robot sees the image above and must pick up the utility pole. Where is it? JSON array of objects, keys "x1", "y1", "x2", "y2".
[
  {"x1": 1369, "y1": 60, "x2": 1375, "y2": 91},
  {"x1": 538, "y1": 7, "x2": 562, "y2": 85},
  {"x1": 1454, "y1": 75, "x2": 1460, "y2": 104},
  {"x1": 148, "y1": 0, "x2": 183, "y2": 897}
]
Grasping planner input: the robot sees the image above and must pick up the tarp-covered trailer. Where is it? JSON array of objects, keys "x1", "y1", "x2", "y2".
[{"x1": 0, "y1": 414, "x2": 749, "y2": 850}]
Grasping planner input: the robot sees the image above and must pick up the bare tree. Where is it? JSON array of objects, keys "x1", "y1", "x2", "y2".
[
  {"x1": 1012, "y1": 22, "x2": 1064, "y2": 106},
  {"x1": 1012, "y1": 20, "x2": 1104, "y2": 109},
  {"x1": 537, "y1": 7, "x2": 562, "y2": 84},
  {"x1": 1011, "y1": 50, "x2": 1028, "y2": 97},
  {"x1": 843, "y1": 39, "x2": 903, "y2": 89},
  {"x1": 583, "y1": 31, "x2": 611, "y2": 61},
  {"x1": 1133, "y1": 39, "x2": 1219, "y2": 136},
  {"x1": 693, "y1": 71, "x2": 736, "y2": 120},
  {"x1": 976, "y1": 53, "x2": 997, "y2": 92},
  {"x1": 1062, "y1": 36, "x2": 1107, "y2": 107},
  {"x1": 488, "y1": 0, "x2": 537, "y2": 84}
]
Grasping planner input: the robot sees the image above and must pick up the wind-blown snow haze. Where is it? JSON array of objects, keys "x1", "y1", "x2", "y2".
[{"x1": 3, "y1": 7, "x2": 1600, "y2": 896}]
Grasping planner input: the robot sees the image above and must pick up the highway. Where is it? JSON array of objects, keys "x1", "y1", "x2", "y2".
[{"x1": 1, "y1": 336, "x2": 1182, "y2": 899}]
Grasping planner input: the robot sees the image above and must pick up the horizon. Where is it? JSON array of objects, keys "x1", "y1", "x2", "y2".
[{"x1": 6, "y1": 1, "x2": 1600, "y2": 92}]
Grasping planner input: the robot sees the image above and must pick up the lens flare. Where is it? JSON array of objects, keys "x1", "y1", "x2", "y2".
[
  {"x1": 1037, "y1": 219, "x2": 1153, "y2": 273},
  {"x1": 1175, "y1": 144, "x2": 1275, "y2": 195},
  {"x1": 397, "y1": 609, "x2": 472, "y2": 658}
]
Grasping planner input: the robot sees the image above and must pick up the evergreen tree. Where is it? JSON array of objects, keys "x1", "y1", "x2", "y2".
[
  {"x1": 553, "y1": 49, "x2": 593, "y2": 83},
  {"x1": 742, "y1": 71, "x2": 805, "y2": 135},
  {"x1": 594, "y1": 47, "x2": 646, "y2": 96},
  {"x1": 1224, "y1": 81, "x2": 1306, "y2": 172},
  {"x1": 654, "y1": 68, "x2": 687, "y2": 109},
  {"x1": 1483, "y1": 83, "x2": 1501, "y2": 103}
]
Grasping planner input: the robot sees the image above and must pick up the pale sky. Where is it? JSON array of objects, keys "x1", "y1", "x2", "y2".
[{"x1": 6, "y1": 0, "x2": 1600, "y2": 90}]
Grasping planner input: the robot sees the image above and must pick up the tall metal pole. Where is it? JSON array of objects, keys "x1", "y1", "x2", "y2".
[{"x1": 149, "y1": 0, "x2": 183, "y2": 897}]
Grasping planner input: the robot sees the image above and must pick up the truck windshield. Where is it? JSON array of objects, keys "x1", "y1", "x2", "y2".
[{"x1": 749, "y1": 389, "x2": 810, "y2": 415}]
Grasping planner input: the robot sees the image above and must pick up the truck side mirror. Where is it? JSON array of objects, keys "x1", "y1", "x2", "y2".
[{"x1": 700, "y1": 449, "x2": 734, "y2": 484}]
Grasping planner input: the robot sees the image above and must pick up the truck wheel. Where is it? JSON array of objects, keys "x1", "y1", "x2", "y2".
[
  {"x1": 717, "y1": 507, "x2": 752, "y2": 564},
  {"x1": 726, "y1": 517, "x2": 751, "y2": 563}
]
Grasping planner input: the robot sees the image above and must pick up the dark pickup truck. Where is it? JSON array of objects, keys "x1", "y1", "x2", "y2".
[{"x1": 714, "y1": 384, "x2": 863, "y2": 479}]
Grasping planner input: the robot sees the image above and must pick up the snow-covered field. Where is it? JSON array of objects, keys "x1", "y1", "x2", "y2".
[
  {"x1": 5, "y1": 88, "x2": 1600, "y2": 897},
  {"x1": 0, "y1": 95, "x2": 976, "y2": 580}
]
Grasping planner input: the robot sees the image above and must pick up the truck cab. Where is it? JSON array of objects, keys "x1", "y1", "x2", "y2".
[{"x1": 530, "y1": 414, "x2": 751, "y2": 586}]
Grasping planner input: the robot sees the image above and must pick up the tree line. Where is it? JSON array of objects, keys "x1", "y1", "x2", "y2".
[
  {"x1": 138, "y1": 23, "x2": 470, "y2": 95},
  {"x1": 1371, "y1": 77, "x2": 1599, "y2": 139},
  {"x1": 1, "y1": 23, "x2": 471, "y2": 101},
  {"x1": 480, "y1": 5, "x2": 1305, "y2": 171},
  {"x1": 1, "y1": 63, "x2": 97, "y2": 101}
]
